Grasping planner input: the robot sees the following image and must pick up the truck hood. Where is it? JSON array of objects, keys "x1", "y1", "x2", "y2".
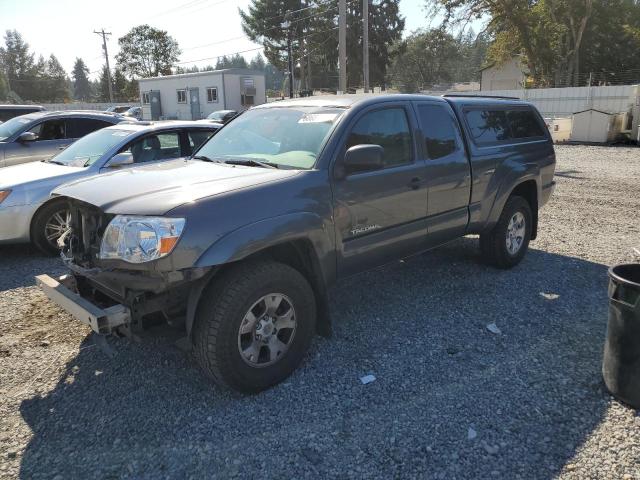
[
  {"x1": 52, "y1": 158, "x2": 300, "y2": 215},
  {"x1": 0, "y1": 161, "x2": 85, "y2": 190}
]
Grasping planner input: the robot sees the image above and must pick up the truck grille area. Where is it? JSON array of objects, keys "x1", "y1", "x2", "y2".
[{"x1": 60, "y1": 198, "x2": 113, "y2": 268}]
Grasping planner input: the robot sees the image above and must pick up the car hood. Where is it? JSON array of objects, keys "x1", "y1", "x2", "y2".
[
  {"x1": 52, "y1": 158, "x2": 300, "y2": 215},
  {"x1": 0, "y1": 161, "x2": 85, "y2": 189}
]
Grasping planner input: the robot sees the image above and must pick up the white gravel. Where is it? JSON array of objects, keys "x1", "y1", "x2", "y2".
[{"x1": 1, "y1": 145, "x2": 639, "y2": 479}]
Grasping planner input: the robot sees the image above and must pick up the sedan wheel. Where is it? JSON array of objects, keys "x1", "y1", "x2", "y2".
[{"x1": 44, "y1": 209, "x2": 71, "y2": 249}]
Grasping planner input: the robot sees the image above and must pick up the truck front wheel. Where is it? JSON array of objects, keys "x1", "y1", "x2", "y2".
[
  {"x1": 480, "y1": 196, "x2": 533, "y2": 269},
  {"x1": 192, "y1": 259, "x2": 316, "y2": 393}
]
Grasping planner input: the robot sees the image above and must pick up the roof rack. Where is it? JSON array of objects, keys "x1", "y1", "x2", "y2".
[{"x1": 442, "y1": 94, "x2": 522, "y2": 100}]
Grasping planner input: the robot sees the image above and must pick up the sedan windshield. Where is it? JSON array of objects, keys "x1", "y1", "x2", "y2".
[
  {"x1": 0, "y1": 116, "x2": 33, "y2": 141},
  {"x1": 50, "y1": 128, "x2": 131, "y2": 167},
  {"x1": 195, "y1": 107, "x2": 345, "y2": 169}
]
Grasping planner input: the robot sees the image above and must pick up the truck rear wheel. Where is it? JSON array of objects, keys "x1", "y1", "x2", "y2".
[
  {"x1": 480, "y1": 196, "x2": 532, "y2": 269},
  {"x1": 192, "y1": 259, "x2": 316, "y2": 393}
]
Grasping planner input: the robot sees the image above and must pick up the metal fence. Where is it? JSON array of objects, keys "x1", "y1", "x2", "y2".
[
  {"x1": 424, "y1": 85, "x2": 637, "y2": 118},
  {"x1": 41, "y1": 102, "x2": 133, "y2": 111}
]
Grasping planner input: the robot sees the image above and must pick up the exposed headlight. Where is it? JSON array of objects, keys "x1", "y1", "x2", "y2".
[
  {"x1": 99, "y1": 216, "x2": 185, "y2": 263},
  {"x1": 0, "y1": 190, "x2": 11, "y2": 204}
]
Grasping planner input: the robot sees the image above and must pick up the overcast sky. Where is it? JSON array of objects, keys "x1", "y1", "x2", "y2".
[{"x1": 0, "y1": 0, "x2": 438, "y2": 81}]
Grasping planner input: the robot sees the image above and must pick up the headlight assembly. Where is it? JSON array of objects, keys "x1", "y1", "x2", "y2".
[
  {"x1": 0, "y1": 190, "x2": 12, "y2": 204},
  {"x1": 99, "y1": 216, "x2": 185, "y2": 263}
]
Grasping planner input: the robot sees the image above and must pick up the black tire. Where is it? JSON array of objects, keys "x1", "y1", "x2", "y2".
[
  {"x1": 31, "y1": 200, "x2": 70, "y2": 256},
  {"x1": 480, "y1": 195, "x2": 533, "y2": 269},
  {"x1": 192, "y1": 259, "x2": 316, "y2": 393}
]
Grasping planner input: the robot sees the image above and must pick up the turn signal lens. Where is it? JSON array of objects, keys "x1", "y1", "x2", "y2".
[
  {"x1": 159, "y1": 236, "x2": 179, "y2": 254},
  {"x1": 0, "y1": 190, "x2": 11, "y2": 204}
]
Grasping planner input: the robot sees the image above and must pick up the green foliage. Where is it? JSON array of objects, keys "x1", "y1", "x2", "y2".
[
  {"x1": 240, "y1": 0, "x2": 404, "y2": 91},
  {"x1": 116, "y1": 25, "x2": 181, "y2": 78},
  {"x1": 43, "y1": 54, "x2": 70, "y2": 102},
  {"x1": 0, "y1": 71, "x2": 9, "y2": 100},
  {"x1": 388, "y1": 28, "x2": 488, "y2": 91},
  {"x1": 215, "y1": 53, "x2": 249, "y2": 69},
  {"x1": 427, "y1": 0, "x2": 640, "y2": 86},
  {"x1": 72, "y1": 58, "x2": 92, "y2": 101}
]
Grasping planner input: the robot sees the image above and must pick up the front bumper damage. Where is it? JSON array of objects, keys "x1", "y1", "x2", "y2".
[
  {"x1": 36, "y1": 197, "x2": 212, "y2": 335},
  {"x1": 36, "y1": 274, "x2": 130, "y2": 334}
]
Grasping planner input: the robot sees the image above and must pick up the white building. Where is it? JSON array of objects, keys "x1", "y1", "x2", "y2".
[
  {"x1": 138, "y1": 69, "x2": 266, "y2": 121},
  {"x1": 480, "y1": 57, "x2": 528, "y2": 91}
]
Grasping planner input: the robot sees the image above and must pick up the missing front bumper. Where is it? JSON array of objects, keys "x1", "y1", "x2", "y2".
[{"x1": 36, "y1": 274, "x2": 130, "y2": 334}]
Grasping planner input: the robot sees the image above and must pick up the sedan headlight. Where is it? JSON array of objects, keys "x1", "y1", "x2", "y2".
[
  {"x1": 0, "y1": 190, "x2": 11, "y2": 204},
  {"x1": 99, "y1": 216, "x2": 186, "y2": 263}
]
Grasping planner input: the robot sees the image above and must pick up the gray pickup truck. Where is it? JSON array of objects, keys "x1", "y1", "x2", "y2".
[{"x1": 37, "y1": 94, "x2": 556, "y2": 393}]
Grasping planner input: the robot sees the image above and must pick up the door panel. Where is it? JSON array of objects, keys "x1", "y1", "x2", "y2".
[
  {"x1": 414, "y1": 102, "x2": 471, "y2": 247},
  {"x1": 4, "y1": 119, "x2": 70, "y2": 166},
  {"x1": 333, "y1": 105, "x2": 428, "y2": 276}
]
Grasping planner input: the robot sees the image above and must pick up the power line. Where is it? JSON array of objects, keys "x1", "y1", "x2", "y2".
[{"x1": 176, "y1": 47, "x2": 264, "y2": 65}]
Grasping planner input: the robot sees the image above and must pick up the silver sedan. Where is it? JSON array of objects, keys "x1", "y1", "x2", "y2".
[{"x1": 0, "y1": 121, "x2": 221, "y2": 254}]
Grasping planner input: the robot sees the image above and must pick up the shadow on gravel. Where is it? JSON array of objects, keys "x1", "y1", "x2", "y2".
[
  {"x1": 0, "y1": 245, "x2": 63, "y2": 292},
  {"x1": 18, "y1": 238, "x2": 612, "y2": 479}
]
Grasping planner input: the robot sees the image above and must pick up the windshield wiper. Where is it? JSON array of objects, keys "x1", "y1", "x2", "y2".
[
  {"x1": 191, "y1": 155, "x2": 221, "y2": 163},
  {"x1": 47, "y1": 160, "x2": 66, "y2": 166},
  {"x1": 223, "y1": 158, "x2": 278, "y2": 169}
]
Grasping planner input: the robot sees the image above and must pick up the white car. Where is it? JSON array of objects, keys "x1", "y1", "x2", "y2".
[{"x1": 0, "y1": 121, "x2": 220, "y2": 254}]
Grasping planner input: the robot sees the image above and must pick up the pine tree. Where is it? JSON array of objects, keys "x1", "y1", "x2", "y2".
[{"x1": 72, "y1": 58, "x2": 92, "y2": 101}]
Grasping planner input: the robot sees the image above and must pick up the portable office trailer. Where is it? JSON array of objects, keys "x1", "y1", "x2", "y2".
[{"x1": 138, "y1": 69, "x2": 266, "y2": 121}]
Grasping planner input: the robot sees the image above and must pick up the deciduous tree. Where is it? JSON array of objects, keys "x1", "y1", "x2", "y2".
[{"x1": 116, "y1": 25, "x2": 181, "y2": 78}]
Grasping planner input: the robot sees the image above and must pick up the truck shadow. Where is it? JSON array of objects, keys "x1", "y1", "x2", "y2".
[{"x1": 18, "y1": 238, "x2": 614, "y2": 479}]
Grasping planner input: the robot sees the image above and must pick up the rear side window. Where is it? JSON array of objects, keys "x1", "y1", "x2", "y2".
[
  {"x1": 465, "y1": 107, "x2": 547, "y2": 146},
  {"x1": 417, "y1": 104, "x2": 462, "y2": 159},
  {"x1": 507, "y1": 109, "x2": 545, "y2": 138},
  {"x1": 67, "y1": 118, "x2": 113, "y2": 138},
  {"x1": 346, "y1": 108, "x2": 413, "y2": 168},
  {"x1": 465, "y1": 110, "x2": 510, "y2": 146}
]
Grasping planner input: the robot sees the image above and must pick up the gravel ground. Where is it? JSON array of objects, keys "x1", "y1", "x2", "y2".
[{"x1": 1, "y1": 145, "x2": 639, "y2": 479}]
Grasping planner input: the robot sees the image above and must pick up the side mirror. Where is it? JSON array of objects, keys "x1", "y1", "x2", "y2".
[
  {"x1": 17, "y1": 131, "x2": 38, "y2": 142},
  {"x1": 341, "y1": 144, "x2": 384, "y2": 176},
  {"x1": 107, "y1": 152, "x2": 134, "y2": 168}
]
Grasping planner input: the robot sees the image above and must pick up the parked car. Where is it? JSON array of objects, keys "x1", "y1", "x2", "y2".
[
  {"x1": 37, "y1": 94, "x2": 556, "y2": 393},
  {"x1": 0, "y1": 104, "x2": 46, "y2": 123},
  {"x1": 205, "y1": 109, "x2": 238, "y2": 124},
  {"x1": 0, "y1": 121, "x2": 220, "y2": 254},
  {"x1": 0, "y1": 111, "x2": 127, "y2": 168},
  {"x1": 122, "y1": 106, "x2": 143, "y2": 121},
  {"x1": 105, "y1": 105, "x2": 132, "y2": 114}
]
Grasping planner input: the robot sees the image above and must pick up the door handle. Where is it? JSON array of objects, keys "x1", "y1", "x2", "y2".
[
  {"x1": 58, "y1": 145, "x2": 70, "y2": 150},
  {"x1": 409, "y1": 177, "x2": 421, "y2": 190}
]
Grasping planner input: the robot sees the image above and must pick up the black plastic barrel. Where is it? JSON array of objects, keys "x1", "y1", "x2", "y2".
[{"x1": 603, "y1": 264, "x2": 640, "y2": 409}]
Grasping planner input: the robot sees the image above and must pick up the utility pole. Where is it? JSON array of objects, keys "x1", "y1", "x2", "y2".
[
  {"x1": 338, "y1": 0, "x2": 346, "y2": 94},
  {"x1": 363, "y1": 0, "x2": 369, "y2": 93},
  {"x1": 282, "y1": 17, "x2": 294, "y2": 99},
  {"x1": 94, "y1": 28, "x2": 114, "y2": 103}
]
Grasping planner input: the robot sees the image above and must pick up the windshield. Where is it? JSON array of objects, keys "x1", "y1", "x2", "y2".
[
  {"x1": 49, "y1": 128, "x2": 132, "y2": 167},
  {"x1": 195, "y1": 107, "x2": 344, "y2": 169},
  {"x1": 0, "y1": 116, "x2": 33, "y2": 141}
]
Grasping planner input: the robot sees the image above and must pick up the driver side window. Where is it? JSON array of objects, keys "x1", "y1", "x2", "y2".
[
  {"x1": 346, "y1": 108, "x2": 413, "y2": 168},
  {"x1": 121, "y1": 132, "x2": 181, "y2": 163},
  {"x1": 29, "y1": 119, "x2": 67, "y2": 141}
]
